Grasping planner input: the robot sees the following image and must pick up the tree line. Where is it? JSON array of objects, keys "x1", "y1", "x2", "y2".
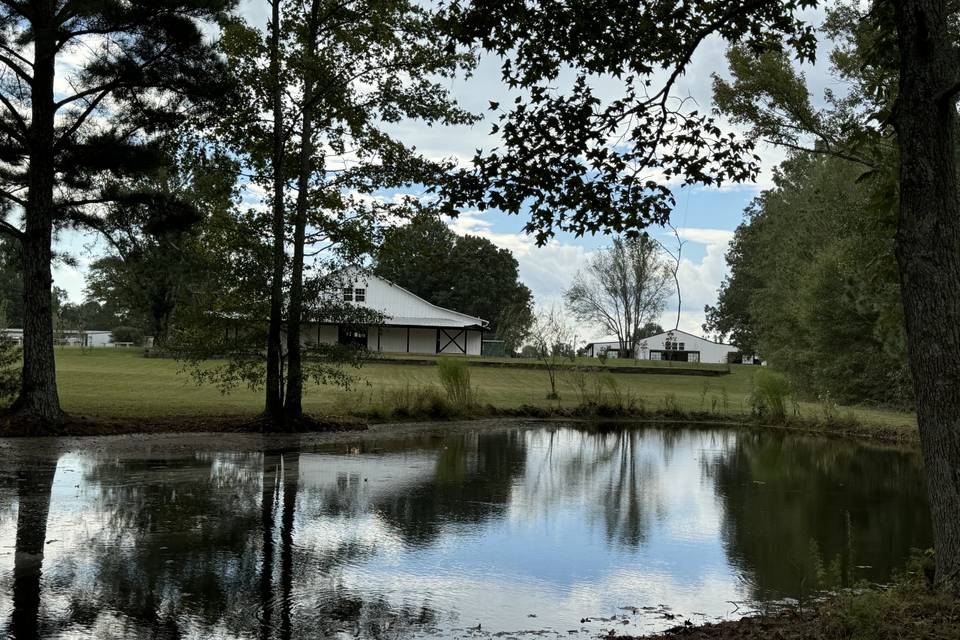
[
  {"x1": 0, "y1": 0, "x2": 959, "y2": 591},
  {"x1": 705, "y1": 152, "x2": 911, "y2": 407},
  {"x1": 702, "y1": 3, "x2": 912, "y2": 407}
]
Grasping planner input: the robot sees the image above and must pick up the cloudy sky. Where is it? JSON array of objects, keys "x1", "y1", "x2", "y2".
[{"x1": 52, "y1": 2, "x2": 836, "y2": 342}]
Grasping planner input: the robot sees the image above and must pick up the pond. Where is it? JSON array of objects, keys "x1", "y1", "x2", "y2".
[{"x1": 0, "y1": 423, "x2": 932, "y2": 639}]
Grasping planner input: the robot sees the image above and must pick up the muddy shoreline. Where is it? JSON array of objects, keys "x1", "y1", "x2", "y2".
[
  {"x1": 0, "y1": 409, "x2": 919, "y2": 450},
  {"x1": 641, "y1": 582, "x2": 960, "y2": 640}
]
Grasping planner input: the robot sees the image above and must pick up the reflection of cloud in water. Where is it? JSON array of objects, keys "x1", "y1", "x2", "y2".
[
  {"x1": 326, "y1": 561, "x2": 748, "y2": 636},
  {"x1": 302, "y1": 429, "x2": 746, "y2": 635},
  {"x1": 296, "y1": 512, "x2": 406, "y2": 557},
  {"x1": 512, "y1": 429, "x2": 728, "y2": 546}
]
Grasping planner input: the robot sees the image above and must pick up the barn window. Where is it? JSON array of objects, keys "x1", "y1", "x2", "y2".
[
  {"x1": 354, "y1": 288, "x2": 366, "y2": 302},
  {"x1": 342, "y1": 288, "x2": 353, "y2": 302}
]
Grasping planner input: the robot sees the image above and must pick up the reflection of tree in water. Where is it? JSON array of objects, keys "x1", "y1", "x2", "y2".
[
  {"x1": 260, "y1": 448, "x2": 441, "y2": 639},
  {"x1": 704, "y1": 433, "x2": 932, "y2": 601},
  {"x1": 4, "y1": 444, "x2": 58, "y2": 640},
  {"x1": 69, "y1": 451, "x2": 266, "y2": 639},
  {"x1": 361, "y1": 430, "x2": 529, "y2": 546},
  {"x1": 516, "y1": 427, "x2": 667, "y2": 548},
  {"x1": 46, "y1": 444, "x2": 442, "y2": 640},
  {"x1": 595, "y1": 430, "x2": 663, "y2": 547}
]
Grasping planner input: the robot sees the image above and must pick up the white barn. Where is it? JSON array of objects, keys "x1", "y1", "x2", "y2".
[
  {"x1": 584, "y1": 329, "x2": 740, "y2": 364},
  {"x1": 304, "y1": 274, "x2": 488, "y2": 356}
]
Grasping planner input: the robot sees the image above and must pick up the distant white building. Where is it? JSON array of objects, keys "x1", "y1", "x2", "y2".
[
  {"x1": 583, "y1": 329, "x2": 741, "y2": 364},
  {"x1": 2, "y1": 328, "x2": 114, "y2": 347},
  {"x1": 304, "y1": 274, "x2": 488, "y2": 356}
]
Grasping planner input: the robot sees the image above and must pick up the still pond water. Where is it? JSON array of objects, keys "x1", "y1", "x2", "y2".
[{"x1": 0, "y1": 424, "x2": 932, "y2": 639}]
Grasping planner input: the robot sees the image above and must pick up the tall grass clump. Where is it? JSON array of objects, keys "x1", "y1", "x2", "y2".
[
  {"x1": 562, "y1": 366, "x2": 591, "y2": 404},
  {"x1": 564, "y1": 367, "x2": 642, "y2": 416},
  {"x1": 750, "y1": 369, "x2": 790, "y2": 421},
  {"x1": 381, "y1": 383, "x2": 453, "y2": 419},
  {"x1": 437, "y1": 358, "x2": 477, "y2": 411}
]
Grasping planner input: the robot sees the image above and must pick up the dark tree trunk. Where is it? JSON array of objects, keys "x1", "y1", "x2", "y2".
[
  {"x1": 149, "y1": 285, "x2": 175, "y2": 346},
  {"x1": 278, "y1": 449, "x2": 299, "y2": 640},
  {"x1": 264, "y1": 0, "x2": 286, "y2": 425},
  {"x1": 284, "y1": 2, "x2": 320, "y2": 422},
  {"x1": 259, "y1": 451, "x2": 280, "y2": 640},
  {"x1": 893, "y1": 0, "x2": 960, "y2": 592},
  {"x1": 151, "y1": 313, "x2": 167, "y2": 347},
  {"x1": 11, "y1": 16, "x2": 63, "y2": 428},
  {"x1": 10, "y1": 453, "x2": 58, "y2": 639}
]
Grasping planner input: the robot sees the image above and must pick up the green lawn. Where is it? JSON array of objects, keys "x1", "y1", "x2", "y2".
[
  {"x1": 53, "y1": 347, "x2": 917, "y2": 433},
  {"x1": 378, "y1": 351, "x2": 733, "y2": 371}
]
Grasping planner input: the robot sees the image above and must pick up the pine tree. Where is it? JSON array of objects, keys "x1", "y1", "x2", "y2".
[{"x1": 0, "y1": 0, "x2": 235, "y2": 429}]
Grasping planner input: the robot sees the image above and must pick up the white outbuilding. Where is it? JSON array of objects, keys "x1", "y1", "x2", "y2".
[
  {"x1": 2, "y1": 328, "x2": 115, "y2": 347},
  {"x1": 304, "y1": 274, "x2": 488, "y2": 356},
  {"x1": 584, "y1": 329, "x2": 741, "y2": 364}
]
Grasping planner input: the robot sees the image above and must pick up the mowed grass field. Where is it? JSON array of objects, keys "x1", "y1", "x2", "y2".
[{"x1": 51, "y1": 347, "x2": 917, "y2": 432}]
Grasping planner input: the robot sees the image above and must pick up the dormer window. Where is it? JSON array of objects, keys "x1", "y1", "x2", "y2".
[{"x1": 354, "y1": 288, "x2": 366, "y2": 302}]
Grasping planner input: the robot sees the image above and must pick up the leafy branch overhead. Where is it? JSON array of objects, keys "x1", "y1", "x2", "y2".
[
  {"x1": 712, "y1": 1, "x2": 901, "y2": 174},
  {"x1": 438, "y1": 0, "x2": 819, "y2": 244}
]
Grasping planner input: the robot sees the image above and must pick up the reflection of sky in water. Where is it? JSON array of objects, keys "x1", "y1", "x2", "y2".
[
  {"x1": 0, "y1": 426, "x2": 932, "y2": 639},
  {"x1": 300, "y1": 430, "x2": 746, "y2": 635}
]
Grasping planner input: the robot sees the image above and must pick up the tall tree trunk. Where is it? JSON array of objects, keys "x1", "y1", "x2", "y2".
[
  {"x1": 278, "y1": 449, "x2": 299, "y2": 640},
  {"x1": 284, "y1": 2, "x2": 320, "y2": 421},
  {"x1": 10, "y1": 452, "x2": 58, "y2": 639},
  {"x1": 893, "y1": 0, "x2": 960, "y2": 593},
  {"x1": 264, "y1": 0, "x2": 286, "y2": 424},
  {"x1": 259, "y1": 451, "x2": 280, "y2": 640},
  {"x1": 11, "y1": 16, "x2": 63, "y2": 428}
]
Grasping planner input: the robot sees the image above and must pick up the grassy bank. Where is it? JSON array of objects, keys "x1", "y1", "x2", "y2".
[
  {"x1": 38, "y1": 347, "x2": 918, "y2": 440},
  {"x1": 645, "y1": 558, "x2": 959, "y2": 640}
]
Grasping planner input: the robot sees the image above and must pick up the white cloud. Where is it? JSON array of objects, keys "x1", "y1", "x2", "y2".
[
  {"x1": 446, "y1": 211, "x2": 588, "y2": 305},
  {"x1": 445, "y1": 213, "x2": 735, "y2": 344},
  {"x1": 676, "y1": 227, "x2": 735, "y2": 246}
]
